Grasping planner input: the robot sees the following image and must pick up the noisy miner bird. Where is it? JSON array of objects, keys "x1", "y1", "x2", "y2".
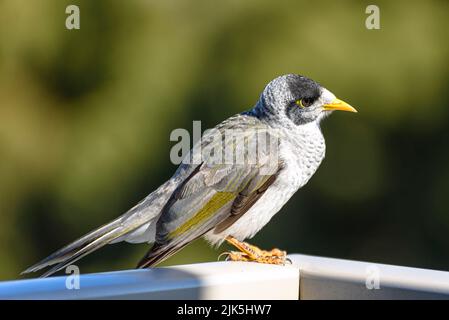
[{"x1": 23, "y1": 74, "x2": 357, "y2": 277}]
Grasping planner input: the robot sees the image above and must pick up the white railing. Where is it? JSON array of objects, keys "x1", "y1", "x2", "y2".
[{"x1": 1, "y1": 254, "x2": 449, "y2": 299}]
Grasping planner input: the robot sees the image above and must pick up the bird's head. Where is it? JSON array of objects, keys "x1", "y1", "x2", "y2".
[{"x1": 255, "y1": 74, "x2": 357, "y2": 126}]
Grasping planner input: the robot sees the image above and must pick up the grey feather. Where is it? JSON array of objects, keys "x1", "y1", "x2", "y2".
[
  {"x1": 22, "y1": 179, "x2": 181, "y2": 277},
  {"x1": 136, "y1": 117, "x2": 284, "y2": 267}
]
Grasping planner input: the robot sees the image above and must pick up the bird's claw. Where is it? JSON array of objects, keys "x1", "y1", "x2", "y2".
[
  {"x1": 217, "y1": 251, "x2": 232, "y2": 261},
  {"x1": 219, "y1": 237, "x2": 290, "y2": 266},
  {"x1": 218, "y1": 251, "x2": 250, "y2": 262}
]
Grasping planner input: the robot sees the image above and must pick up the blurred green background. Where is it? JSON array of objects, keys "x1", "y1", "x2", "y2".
[{"x1": 0, "y1": 0, "x2": 448, "y2": 280}]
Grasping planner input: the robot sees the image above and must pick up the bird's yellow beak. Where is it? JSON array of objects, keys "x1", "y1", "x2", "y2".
[{"x1": 323, "y1": 98, "x2": 357, "y2": 113}]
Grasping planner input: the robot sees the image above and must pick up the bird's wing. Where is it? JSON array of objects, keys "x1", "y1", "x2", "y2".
[{"x1": 137, "y1": 116, "x2": 284, "y2": 267}]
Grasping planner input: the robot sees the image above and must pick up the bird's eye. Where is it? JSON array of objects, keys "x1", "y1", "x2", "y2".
[{"x1": 295, "y1": 98, "x2": 314, "y2": 108}]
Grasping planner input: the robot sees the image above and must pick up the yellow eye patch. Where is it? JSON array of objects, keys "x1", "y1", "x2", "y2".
[{"x1": 295, "y1": 99, "x2": 305, "y2": 108}]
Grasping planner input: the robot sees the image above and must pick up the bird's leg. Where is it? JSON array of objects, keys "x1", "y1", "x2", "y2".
[{"x1": 222, "y1": 236, "x2": 289, "y2": 265}]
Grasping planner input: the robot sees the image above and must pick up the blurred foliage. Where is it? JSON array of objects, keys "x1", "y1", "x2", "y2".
[{"x1": 0, "y1": 0, "x2": 448, "y2": 280}]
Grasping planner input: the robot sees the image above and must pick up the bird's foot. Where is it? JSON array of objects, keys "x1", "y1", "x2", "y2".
[{"x1": 219, "y1": 236, "x2": 290, "y2": 265}]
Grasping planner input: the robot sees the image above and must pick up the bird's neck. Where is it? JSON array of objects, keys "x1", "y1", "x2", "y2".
[{"x1": 247, "y1": 99, "x2": 273, "y2": 120}]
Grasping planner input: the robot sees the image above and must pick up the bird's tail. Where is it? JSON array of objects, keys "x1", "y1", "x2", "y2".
[
  {"x1": 22, "y1": 180, "x2": 177, "y2": 278},
  {"x1": 21, "y1": 214, "x2": 147, "y2": 278}
]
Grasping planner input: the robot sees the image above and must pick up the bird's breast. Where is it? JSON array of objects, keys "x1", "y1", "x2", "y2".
[{"x1": 280, "y1": 124, "x2": 326, "y2": 189}]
